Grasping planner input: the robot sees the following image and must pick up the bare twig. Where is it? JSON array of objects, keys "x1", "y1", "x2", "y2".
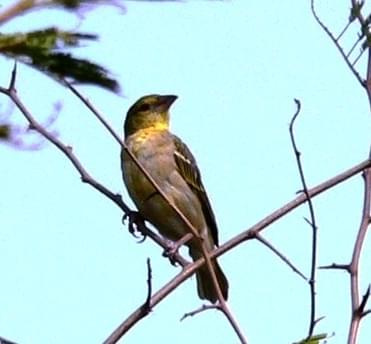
[
  {"x1": 180, "y1": 304, "x2": 218, "y2": 321},
  {"x1": 337, "y1": 20, "x2": 353, "y2": 41},
  {"x1": 144, "y1": 258, "x2": 152, "y2": 312},
  {"x1": 289, "y1": 99, "x2": 318, "y2": 337},
  {"x1": 319, "y1": 263, "x2": 349, "y2": 271},
  {"x1": 64, "y1": 81, "x2": 123, "y2": 146},
  {"x1": 347, "y1": 35, "x2": 363, "y2": 58},
  {"x1": 255, "y1": 233, "x2": 307, "y2": 281}
]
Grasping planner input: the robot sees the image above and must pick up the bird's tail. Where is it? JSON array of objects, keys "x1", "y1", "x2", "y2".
[{"x1": 189, "y1": 248, "x2": 229, "y2": 303}]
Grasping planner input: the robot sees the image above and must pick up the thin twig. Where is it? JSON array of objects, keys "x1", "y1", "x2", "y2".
[
  {"x1": 347, "y1": 35, "x2": 363, "y2": 58},
  {"x1": 289, "y1": 99, "x2": 318, "y2": 338},
  {"x1": 255, "y1": 233, "x2": 307, "y2": 281},
  {"x1": 144, "y1": 258, "x2": 152, "y2": 312},
  {"x1": 319, "y1": 263, "x2": 350, "y2": 271},
  {"x1": 352, "y1": 47, "x2": 366, "y2": 67},
  {"x1": 337, "y1": 20, "x2": 353, "y2": 41},
  {"x1": 180, "y1": 304, "x2": 217, "y2": 321},
  {"x1": 64, "y1": 81, "x2": 122, "y2": 146}
]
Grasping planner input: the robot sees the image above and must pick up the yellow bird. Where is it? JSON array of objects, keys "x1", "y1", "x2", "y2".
[{"x1": 121, "y1": 94, "x2": 228, "y2": 303}]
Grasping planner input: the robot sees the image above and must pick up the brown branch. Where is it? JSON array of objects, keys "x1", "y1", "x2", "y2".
[
  {"x1": 255, "y1": 233, "x2": 307, "y2": 281},
  {"x1": 347, "y1": 167, "x2": 371, "y2": 344},
  {"x1": 103, "y1": 158, "x2": 371, "y2": 343},
  {"x1": 0, "y1": 0, "x2": 37, "y2": 25},
  {"x1": 289, "y1": 99, "x2": 318, "y2": 337}
]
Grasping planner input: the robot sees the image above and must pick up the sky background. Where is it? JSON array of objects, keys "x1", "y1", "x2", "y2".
[{"x1": 0, "y1": 0, "x2": 371, "y2": 343}]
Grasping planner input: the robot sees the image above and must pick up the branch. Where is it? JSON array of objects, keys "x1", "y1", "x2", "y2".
[
  {"x1": 289, "y1": 99, "x2": 318, "y2": 337},
  {"x1": 255, "y1": 233, "x2": 307, "y2": 281},
  {"x1": 347, "y1": 167, "x2": 371, "y2": 344}
]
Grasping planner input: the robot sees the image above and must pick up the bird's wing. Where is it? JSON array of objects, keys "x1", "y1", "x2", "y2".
[{"x1": 172, "y1": 134, "x2": 219, "y2": 246}]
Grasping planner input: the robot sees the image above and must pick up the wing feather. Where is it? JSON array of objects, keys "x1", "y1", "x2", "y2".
[{"x1": 172, "y1": 135, "x2": 219, "y2": 246}]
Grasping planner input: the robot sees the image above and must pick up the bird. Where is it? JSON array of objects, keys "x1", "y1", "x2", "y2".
[{"x1": 121, "y1": 94, "x2": 228, "y2": 303}]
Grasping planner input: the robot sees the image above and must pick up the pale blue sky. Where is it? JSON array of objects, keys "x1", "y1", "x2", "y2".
[{"x1": 0, "y1": 1, "x2": 371, "y2": 343}]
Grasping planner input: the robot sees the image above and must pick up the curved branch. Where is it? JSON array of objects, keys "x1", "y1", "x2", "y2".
[{"x1": 347, "y1": 167, "x2": 371, "y2": 344}]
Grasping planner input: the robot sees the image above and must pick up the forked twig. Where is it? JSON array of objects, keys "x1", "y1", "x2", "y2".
[{"x1": 255, "y1": 233, "x2": 307, "y2": 281}]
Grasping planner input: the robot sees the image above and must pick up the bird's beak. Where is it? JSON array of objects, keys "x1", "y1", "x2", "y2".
[{"x1": 158, "y1": 95, "x2": 178, "y2": 111}]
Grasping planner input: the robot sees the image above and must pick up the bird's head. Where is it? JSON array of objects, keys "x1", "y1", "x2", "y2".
[{"x1": 124, "y1": 94, "x2": 178, "y2": 137}]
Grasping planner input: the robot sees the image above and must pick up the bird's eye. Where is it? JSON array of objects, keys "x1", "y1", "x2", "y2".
[{"x1": 137, "y1": 103, "x2": 151, "y2": 112}]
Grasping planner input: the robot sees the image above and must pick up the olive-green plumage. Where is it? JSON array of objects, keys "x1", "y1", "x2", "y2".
[{"x1": 121, "y1": 94, "x2": 228, "y2": 303}]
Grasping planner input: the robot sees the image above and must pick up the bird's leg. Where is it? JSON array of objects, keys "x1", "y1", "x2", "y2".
[
  {"x1": 122, "y1": 210, "x2": 147, "y2": 241},
  {"x1": 163, "y1": 232, "x2": 193, "y2": 264}
]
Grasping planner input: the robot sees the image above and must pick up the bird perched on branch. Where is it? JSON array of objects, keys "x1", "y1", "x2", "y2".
[{"x1": 121, "y1": 94, "x2": 228, "y2": 303}]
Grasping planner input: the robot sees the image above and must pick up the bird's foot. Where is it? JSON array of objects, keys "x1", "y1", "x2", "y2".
[
  {"x1": 163, "y1": 233, "x2": 193, "y2": 265},
  {"x1": 122, "y1": 211, "x2": 147, "y2": 242}
]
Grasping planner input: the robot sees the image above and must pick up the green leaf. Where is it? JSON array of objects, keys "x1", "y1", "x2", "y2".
[
  {"x1": 293, "y1": 333, "x2": 328, "y2": 344},
  {"x1": 0, "y1": 28, "x2": 119, "y2": 92}
]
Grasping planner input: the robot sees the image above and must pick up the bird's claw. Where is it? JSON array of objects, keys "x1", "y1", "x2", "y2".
[
  {"x1": 163, "y1": 240, "x2": 181, "y2": 266},
  {"x1": 122, "y1": 211, "x2": 147, "y2": 242}
]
